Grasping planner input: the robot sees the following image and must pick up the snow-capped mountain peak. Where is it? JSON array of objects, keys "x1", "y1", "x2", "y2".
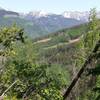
[
  {"x1": 62, "y1": 11, "x2": 89, "y2": 21},
  {"x1": 28, "y1": 11, "x2": 49, "y2": 18}
]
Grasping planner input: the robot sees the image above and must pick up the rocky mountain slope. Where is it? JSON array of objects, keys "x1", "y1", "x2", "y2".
[{"x1": 0, "y1": 8, "x2": 94, "y2": 38}]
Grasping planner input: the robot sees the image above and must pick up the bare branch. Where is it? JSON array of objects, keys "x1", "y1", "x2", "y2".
[{"x1": 63, "y1": 40, "x2": 100, "y2": 100}]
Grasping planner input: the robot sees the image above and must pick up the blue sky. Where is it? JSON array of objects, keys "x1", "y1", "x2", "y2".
[{"x1": 0, "y1": 0, "x2": 100, "y2": 13}]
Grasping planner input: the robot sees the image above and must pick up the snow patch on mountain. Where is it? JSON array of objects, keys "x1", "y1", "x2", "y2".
[
  {"x1": 63, "y1": 11, "x2": 89, "y2": 22},
  {"x1": 28, "y1": 11, "x2": 50, "y2": 18}
]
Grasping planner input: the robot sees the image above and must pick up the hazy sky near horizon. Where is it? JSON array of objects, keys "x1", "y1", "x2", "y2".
[{"x1": 0, "y1": 0, "x2": 100, "y2": 13}]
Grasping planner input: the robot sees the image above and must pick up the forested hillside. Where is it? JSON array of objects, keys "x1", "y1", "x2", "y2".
[{"x1": 0, "y1": 8, "x2": 100, "y2": 100}]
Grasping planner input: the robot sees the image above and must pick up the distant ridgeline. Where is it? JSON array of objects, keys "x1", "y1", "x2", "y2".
[{"x1": 0, "y1": 8, "x2": 85, "y2": 39}]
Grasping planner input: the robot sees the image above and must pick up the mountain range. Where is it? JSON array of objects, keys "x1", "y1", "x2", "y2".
[{"x1": 0, "y1": 8, "x2": 99, "y2": 38}]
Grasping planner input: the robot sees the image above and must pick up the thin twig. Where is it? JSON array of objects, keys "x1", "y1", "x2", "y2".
[{"x1": 1, "y1": 80, "x2": 17, "y2": 96}]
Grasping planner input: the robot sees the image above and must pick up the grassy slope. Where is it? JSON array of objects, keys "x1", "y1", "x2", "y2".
[
  {"x1": 33, "y1": 24, "x2": 87, "y2": 49},
  {"x1": 32, "y1": 24, "x2": 87, "y2": 67}
]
